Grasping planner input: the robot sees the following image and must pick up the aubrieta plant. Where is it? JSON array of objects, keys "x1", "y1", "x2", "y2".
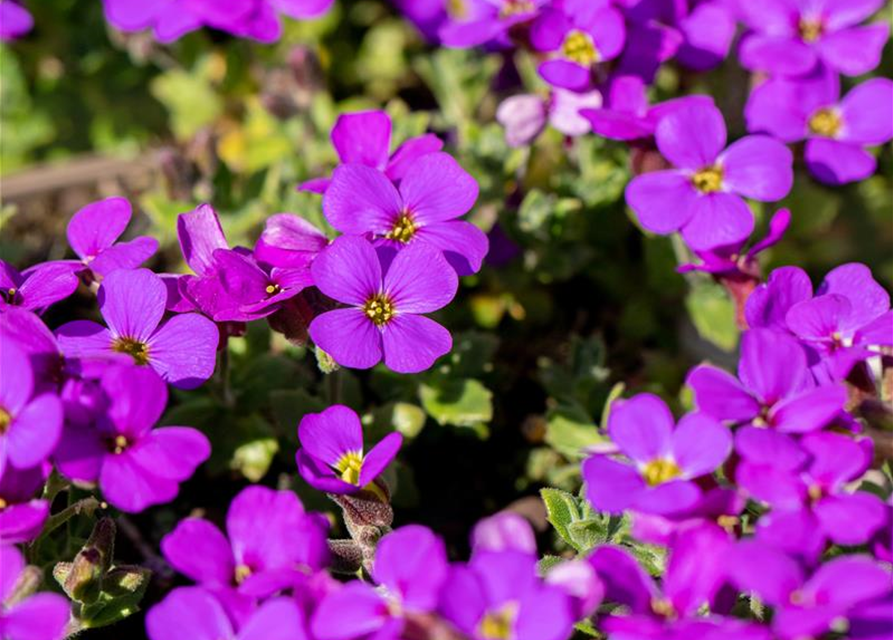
[{"x1": 0, "y1": 1, "x2": 891, "y2": 640}]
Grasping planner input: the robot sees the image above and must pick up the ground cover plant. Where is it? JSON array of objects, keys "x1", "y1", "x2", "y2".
[{"x1": 0, "y1": 1, "x2": 892, "y2": 639}]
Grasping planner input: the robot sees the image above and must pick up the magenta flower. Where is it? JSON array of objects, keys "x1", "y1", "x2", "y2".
[
  {"x1": 0, "y1": 465, "x2": 49, "y2": 543},
  {"x1": 0, "y1": 342, "x2": 62, "y2": 479},
  {"x1": 583, "y1": 393, "x2": 732, "y2": 516},
  {"x1": 747, "y1": 68, "x2": 893, "y2": 185},
  {"x1": 146, "y1": 587, "x2": 308, "y2": 640},
  {"x1": 65, "y1": 197, "x2": 158, "y2": 280},
  {"x1": 299, "y1": 110, "x2": 443, "y2": 193},
  {"x1": 735, "y1": 0, "x2": 889, "y2": 77},
  {"x1": 162, "y1": 485, "x2": 328, "y2": 599},
  {"x1": 253, "y1": 214, "x2": 328, "y2": 270},
  {"x1": 55, "y1": 268, "x2": 219, "y2": 389},
  {"x1": 54, "y1": 365, "x2": 210, "y2": 513},
  {"x1": 308, "y1": 236, "x2": 458, "y2": 373},
  {"x1": 0, "y1": 2, "x2": 33, "y2": 41},
  {"x1": 625, "y1": 102, "x2": 793, "y2": 251},
  {"x1": 311, "y1": 525, "x2": 448, "y2": 640},
  {"x1": 439, "y1": 0, "x2": 547, "y2": 49},
  {"x1": 296, "y1": 404, "x2": 403, "y2": 495},
  {"x1": 438, "y1": 549, "x2": 573, "y2": 640},
  {"x1": 688, "y1": 328, "x2": 846, "y2": 432},
  {"x1": 729, "y1": 543, "x2": 892, "y2": 640},
  {"x1": 471, "y1": 512, "x2": 537, "y2": 556},
  {"x1": 529, "y1": 0, "x2": 625, "y2": 90},
  {"x1": 0, "y1": 545, "x2": 70, "y2": 640},
  {"x1": 675, "y1": 1, "x2": 737, "y2": 71},
  {"x1": 0, "y1": 261, "x2": 78, "y2": 313},
  {"x1": 496, "y1": 89, "x2": 602, "y2": 147},
  {"x1": 173, "y1": 203, "x2": 233, "y2": 315},
  {"x1": 0, "y1": 307, "x2": 64, "y2": 389},
  {"x1": 323, "y1": 152, "x2": 486, "y2": 275}
]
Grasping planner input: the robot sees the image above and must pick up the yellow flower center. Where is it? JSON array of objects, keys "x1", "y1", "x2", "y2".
[
  {"x1": 385, "y1": 213, "x2": 418, "y2": 244},
  {"x1": 1, "y1": 287, "x2": 17, "y2": 303},
  {"x1": 798, "y1": 17, "x2": 824, "y2": 43},
  {"x1": 265, "y1": 283, "x2": 280, "y2": 295},
  {"x1": 808, "y1": 107, "x2": 842, "y2": 138},
  {"x1": 478, "y1": 602, "x2": 519, "y2": 639},
  {"x1": 651, "y1": 597, "x2": 676, "y2": 619},
  {"x1": 335, "y1": 450, "x2": 364, "y2": 485},
  {"x1": 363, "y1": 294, "x2": 395, "y2": 327},
  {"x1": 692, "y1": 166, "x2": 724, "y2": 194},
  {"x1": 641, "y1": 458, "x2": 682, "y2": 486},
  {"x1": 0, "y1": 406, "x2": 10, "y2": 435},
  {"x1": 112, "y1": 337, "x2": 150, "y2": 366},
  {"x1": 447, "y1": 0, "x2": 468, "y2": 19},
  {"x1": 234, "y1": 564, "x2": 253, "y2": 584},
  {"x1": 0, "y1": 498, "x2": 7, "y2": 510},
  {"x1": 500, "y1": 0, "x2": 534, "y2": 18},
  {"x1": 807, "y1": 484, "x2": 823, "y2": 502},
  {"x1": 112, "y1": 435, "x2": 129, "y2": 455},
  {"x1": 562, "y1": 29, "x2": 599, "y2": 66}
]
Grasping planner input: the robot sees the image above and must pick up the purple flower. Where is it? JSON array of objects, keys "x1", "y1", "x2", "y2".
[
  {"x1": 323, "y1": 152, "x2": 486, "y2": 276},
  {"x1": 471, "y1": 512, "x2": 537, "y2": 556},
  {"x1": 0, "y1": 2, "x2": 33, "y2": 41},
  {"x1": 625, "y1": 102, "x2": 793, "y2": 251},
  {"x1": 688, "y1": 328, "x2": 847, "y2": 432},
  {"x1": 529, "y1": 0, "x2": 625, "y2": 90},
  {"x1": 253, "y1": 214, "x2": 328, "y2": 270},
  {"x1": 311, "y1": 525, "x2": 448, "y2": 640},
  {"x1": 583, "y1": 393, "x2": 732, "y2": 516},
  {"x1": 439, "y1": 0, "x2": 547, "y2": 49},
  {"x1": 162, "y1": 485, "x2": 328, "y2": 599},
  {"x1": 439, "y1": 550, "x2": 573, "y2": 640},
  {"x1": 55, "y1": 268, "x2": 219, "y2": 389},
  {"x1": 146, "y1": 587, "x2": 308, "y2": 640},
  {"x1": 296, "y1": 404, "x2": 403, "y2": 495},
  {"x1": 54, "y1": 364, "x2": 210, "y2": 513},
  {"x1": 735, "y1": 0, "x2": 889, "y2": 77},
  {"x1": 299, "y1": 110, "x2": 443, "y2": 193},
  {"x1": 0, "y1": 307, "x2": 65, "y2": 389},
  {"x1": 308, "y1": 236, "x2": 458, "y2": 373},
  {"x1": 496, "y1": 89, "x2": 602, "y2": 147},
  {"x1": 728, "y1": 543, "x2": 892, "y2": 640},
  {"x1": 65, "y1": 197, "x2": 159, "y2": 280},
  {"x1": 746, "y1": 67, "x2": 893, "y2": 185},
  {"x1": 0, "y1": 545, "x2": 70, "y2": 640},
  {"x1": 0, "y1": 261, "x2": 78, "y2": 313},
  {"x1": 0, "y1": 341, "x2": 62, "y2": 478},
  {"x1": 173, "y1": 203, "x2": 233, "y2": 315},
  {"x1": 675, "y1": 1, "x2": 737, "y2": 71},
  {"x1": 0, "y1": 465, "x2": 49, "y2": 543}
]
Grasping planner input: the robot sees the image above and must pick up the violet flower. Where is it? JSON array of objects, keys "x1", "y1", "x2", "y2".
[
  {"x1": 471, "y1": 512, "x2": 537, "y2": 556},
  {"x1": 162, "y1": 485, "x2": 329, "y2": 599},
  {"x1": 0, "y1": 342, "x2": 62, "y2": 478},
  {"x1": 728, "y1": 543, "x2": 892, "y2": 640},
  {"x1": 323, "y1": 152, "x2": 487, "y2": 275},
  {"x1": 439, "y1": 0, "x2": 547, "y2": 49},
  {"x1": 296, "y1": 404, "x2": 403, "y2": 495},
  {"x1": 625, "y1": 102, "x2": 793, "y2": 251},
  {"x1": 0, "y1": 2, "x2": 32, "y2": 41},
  {"x1": 311, "y1": 525, "x2": 448, "y2": 640},
  {"x1": 496, "y1": 88, "x2": 602, "y2": 147},
  {"x1": 308, "y1": 236, "x2": 458, "y2": 373},
  {"x1": 65, "y1": 197, "x2": 158, "y2": 280},
  {"x1": 55, "y1": 268, "x2": 219, "y2": 389},
  {"x1": 583, "y1": 393, "x2": 732, "y2": 516},
  {"x1": 529, "y1": 0, "x2": 626, "y2": 90},
  {"x1": 0, "y1": 465, "x2": 49, "y2": 543},
  {"x1": 146, "y1": 587, "x2": 308, "y2": 640},
  {"x1": 299, "y1": 110, "x2": 443, "y2": 193},
  {"x1": 675, "y1": 1, "x2": 737, "y2": 71},
  {"x1": 54, "y1": 364, "x2": 210, "y2": 513},
  {"x1": 253, "y1": 214, "x2": 328, "y2": 270},
  {"x1": 735, "y1": 0, "x2": 889, "y2": 77},
  {"x1": 0, "y1": 545, "x2": 70, "y2": 640},
  {"x1": 173, "y1": 203, "x2": 233, "y2": 315},
  {"x1": 0, "y1": 307, "x2": 65, "y2": 390},
  {"x1": 0, "y1": 261, "x2": 79, "y2": 313},
  {"x1": 746, "y1": 66, "x2": 893, "y2": 185}
]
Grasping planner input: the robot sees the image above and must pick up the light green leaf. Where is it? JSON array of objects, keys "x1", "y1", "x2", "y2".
[
  {"x1": 419, "y1": 379, "x2": 493, "y2": 431},
  {"x1": 686, "y1": 281, "x2": 739, "y2": 352}
]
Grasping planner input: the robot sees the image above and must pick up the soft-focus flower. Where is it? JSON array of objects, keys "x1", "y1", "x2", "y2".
[
  {"x1": 0, "y1": 465, "x2": 49, "y2": 543},
  {"x1": 55, "y1": 365, "x2": 210, "y2": 513},
  {"x1": 583, "y1": 393, "x2": 731, "y2": 516},
  {"x1": 323, "y1": 152, "x2": 486, "y2": 275},
  {"x1": 471, "y1": 512, "x2": 537, "y2": 556},
  {"x1": 439, "y1": 0, "x2": 547, "y2": 49},
  {"x1": 0, "y1": 545, "x2": 70, "y2": 640},
  {"x1": 529, "y1": 0, "x2": 625, "y2": 90},
  {"x1": 746, "y1": 68, "x2": 893, "y2": 185},
  {"x1": 65, "y1": 197, "x2": 159, "y2": 280},
  {"x1": 55, "y1": 268, "x2": 219, "y2": 389},
  {"x1": 296, "y1": 404, "x2": 403, "y2": 495},
  {"x1": 0, "y1": 307, "x2": 64, "y2": 389},
  {"x1": 0, "y1": 261, "x2": 78, "y2": 313},
  {"x1": 0, "y1": 2, "x2": 32, "y2": 41},
  {"x1": 308, "y1": 236, "x2": 458, "y2": 373},
  {"x1": 496, "y1": 88, "x2": 602, "y2": 147},
  {"x1": 625, "y1": 102, "x2": 793, "y2": 250},
  {"x1": 312, "y1": 525, "x2": 448, "y2": 640},
  {"x1": 728, "y1": 543, "x2": 892, "y2": 640},
  {"x1": 253, "y1": 214, "x2": 328, "y2": 270},
  {"x1": 299, "y1": 110, "x2": 443, "y2": 193},
  {"x1": 162, "y1": 485, "x2": 328, "y2": 600},
  {"x1": 675, "y1": 1, "x2": 737, "y2": 71},
  {"x1": 146, "y1": 587, "x2": 308, "y2": 640},
  {"x1": 0, "y1": 341, "x2": 62, "y2": 478},
  {"x1": 735, "y1": 0, "x2": 889, "y2": 77}
]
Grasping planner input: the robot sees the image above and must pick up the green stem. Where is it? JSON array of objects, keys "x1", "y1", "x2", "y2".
[{"x1": 29, "y1": 497, "x2": 102, "y2": 563}]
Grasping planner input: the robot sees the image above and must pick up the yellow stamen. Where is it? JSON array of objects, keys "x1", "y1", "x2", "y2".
[
  {"x1": 234, "y1": 564, "x2": 252, "y2": 584},
  {"x1": 807, "y1": 484, "x2": 823, "y2": 502},
  {"x1": 808, "y1": 108, "x2": 842, "y2": 138},
  {"x1": 113, "y1": 435, "x2": 129, "y2": 455},
  {"x1": 641, "y1": 458, "x2": 682, "y2": 487},
  {"x1": 0, "y1": 498, "x2": 7, "y2": 510},
  {"x1": 692, "y1": 166, "x2": 723, "y2": 194},
  {"x1": 335, "y1": 451, "x2": 364, "y2": 485},
  {"x1": 385, "y1": 213, "x2": 418, "y2": 244},
  {"x1": 0, "y1": 406, "x2": 10, "y2": 435},
  {"x1": 447, "y1": 0, "x2": 468, "y2": 19},
  {"x1": 500, "y1": 0, "x2": 534, "y2": 18},
  {"x1": 717, "y1": 515, "x2": 739, "y2": 531},
  {"x1": 651, "y1": 597, "x2": 676, "y2": 618},
  {"x1": 799, "y1": 18, "x2": 823, "y2": 43},
  {"x1": 478, "y1": 602, "x2": 519, "y2": 639},
  {"x1": 3, "y1": 287, "x2": 17, "y2": 303},
  {"x1": 112, "y1": 337, "x2": 150, "y2": 366},
  {"x1": 562, "y1": 29, "x2": 599, "y2": 66},
  {"x1": 363, "y1": 294, "x2": 395, "y2": 327},
  {"x1": 265, "y1": 283, "x2": 280, "y2": 295}
]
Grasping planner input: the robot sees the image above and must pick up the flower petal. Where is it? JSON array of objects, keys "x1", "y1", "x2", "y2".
[
  {"x1": 239, "y1": 597, "x2": 309, "y2": 640},
  {"x1": 323, "y1": 164, "x2": 402, "y2": 235},
  {"x1": 582, "y1": 455, "x2": 643, "y2": 514},
  {"x1": 298, "y1": 405, "x2": 363, "y2": 467},
  {"x1": 818, "y1": 263, "x2": 890, "y2": 331},
  {"x1": 727, "y1": 541, "x2": 803, "y2": 607},
  {"x1": 147, "y1": 313, "x2": 219, "y2": 389},
  {"x1": 309, "y1": 308, "x2": 382, "y2": 370},
  {"x1": 384, "y1": 241, "x2": 458, "y2": 313},
  {"x1": 146, "y1": 587, "x2": 234, "y2": 640},
  {"x1": 625, "y1": 171, "x2": 698, "y2": 234},
  {"x1": 417, "y1": 221, "x2": 489, "y2": 276},
  {"x1": 310, "y1": 236, "x2": 381, "y2": 306},
  {"x1": 386, "y1": 134, "x2": 444, "y2": 182},
  {"x1": 687, "y1": 365, "x2": 760, "y2": 422},
  {"x1": 739, "y1": 329, "x2": 807, "y2": 405},
  {"x1": 720, "y1": 135, "x2": 793, "y2": 201},
  {"x1": 2, "y1": 593, "x2": 70, "y2": 640},
  {"x1": 18, "y1": 262, "x2": 79, "y2": 312},
  {"x1": 330, "y1": 111, "x2": 391, "y2": 169},
  {"x1": 671, "y1": 412, "x2": 731, "y2": 478},
  {"x1": 398, "y1": 153, "x2": 479, "y2": 224},
  {"x1": 55, "y1": 321, "x2": 114, "y2": 361},
  {"x1": 681, "y1": 192, "x2": 755, "y2": 252},
  {"x1": 89, "y1": 236, "x2": 159, "y2": 277},
  {"x1": 0, "y1": 340, "x2": 33, "y2": 414},
  {"x1": 608, "y1": 393, "x2": 675, "y2": 463},
  {"x1": 295, "y1": 449, "x2": 357, "y2": 494},
  {"x1": 381, "y1": 314, "x2": 452, "y2": 374},
  {"x1": 734, "y1": 426, "x2": 806, "y2": 469},
  {"x1": 818, "y1": 23, "x2": 889, "y2": 76},
  {"x1": 129, "y1": 427, "x2": 210, "y2": 481},
  {"x1": 6, "y1": 394, "x2": 63, "y2": 469},
  {"x1": 161, "y1": 518, "x2": 235, "y2": 586},
  {"x1": 99, "y1": 268, "x2": 166, "y2": 342},
  {"x1": 655, "y1": 102, "x2": 727, "y2": 169},
  {"x1": 177, "y1": 204, "x2": 229, "y2": 277},
  {"x1": 838, "y1": 78, "x2": 893, "y2": 145},
  {"x1": 310, "y1": 582, "x2": 390, "y2": 640},
  {"x1": 814, "y1": 493, "x2": 886, "y2": 546},
  {"x1": 805, "y1": 137, "x2": 877, "y2": 185},
  {"x1": 374, "y1": 524, "x2": 447, "y2": 611},
  {"x1": 100, "y1": 452, "x2": 179, "y2": 513},
  {"x1": 769, "y1": 384, "x2": 847, "y2": 433},
  {"x1": 358, "y1": 432, "x2": 403, "y2": 486},
  {"x1": 66, "y1": 197, "x2": 132, "y2": 259},
  {"x1": 739, "y1": 34, "x2": 816, "y2": 76},
  {"x1": 745, "y1": 266, "x2": 813, "y2": 331}
]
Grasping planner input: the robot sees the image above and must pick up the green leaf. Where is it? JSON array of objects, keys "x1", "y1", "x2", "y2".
[
  {"x1": 419, "y1": 379, "x2": 493, "y2": 431},
  {"x1": 540, "y1": 488, "x2": 581, "y2": 551},
  {"x1": 536, "y1": 554, "x2": 565, "y2": 576},
  {"x1": 231, "y1": 438, "x2": 279, "y2": 482},
  {"x1": 150, "y1": 65, "x2": 223, "y2": 140},
  {"x1": 685, "y1": 281, "x2": 740, "y2": 352},
  {"x1": 543, "y1": 402, "x2": 604, "y2": 459}
]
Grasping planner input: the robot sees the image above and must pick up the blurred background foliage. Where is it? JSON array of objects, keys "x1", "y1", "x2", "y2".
[{"x1": 1, "y1": 1, "x2": 891, "y2": 636}]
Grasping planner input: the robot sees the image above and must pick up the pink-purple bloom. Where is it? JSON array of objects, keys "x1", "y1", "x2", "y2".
[
  {"x1": 497, "y1": 89, "x2": 603, "y2": 147},
  {"x1": 0, "y1": 2, "x2": 33, "y2": 41},
  {"x1": 625, "y1": 102, "x2": 793, "y2": 251},
  {"x1": 308, "y1": 236, "x2": 458, "y2": 373},
  {"x1": 253, "y1": 214, "x2": 328, "y2": 270},
  {"x1": 0, "y1": 465, "x2": 49, "y2": 543},
  {"x1": 0, "y1": 261, "x2": 79, "y2": 314},
  {"x1": 439, "y1": 0, "x2": 547, "y2": 49},
  {"x1": 0, "y1": 545, "x2": 70, "y2": 640},
  {"x1": 296, "y1": 404, "x2": 403, "y2": 495}
]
